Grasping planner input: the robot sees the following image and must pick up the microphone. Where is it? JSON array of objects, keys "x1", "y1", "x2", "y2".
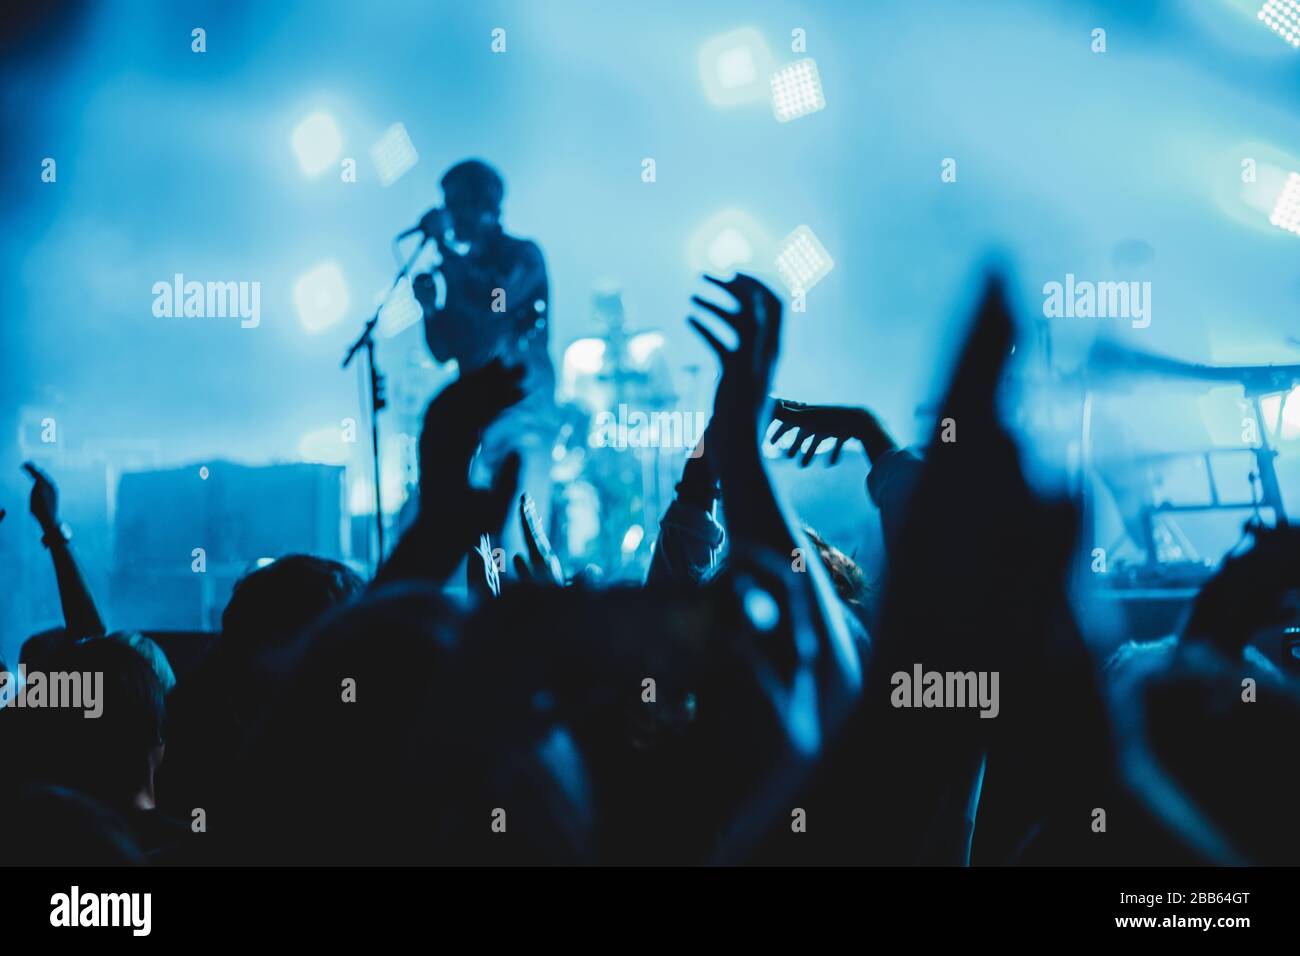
[{"x1": 396, "y1": 206, "x2": 448, "y2": 241}]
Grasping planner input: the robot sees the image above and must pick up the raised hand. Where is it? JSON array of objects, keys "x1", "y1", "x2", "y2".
[
  {"x1": 688, "y1": 273, "x2": 783, "y2": 440},
  {"x1": 418, "y1": 359, "x2": 523, "y2": 495},
  {"x1": 23, "y1": 462, "x2": 60, "y2": 533},
  {"x1": 769, "y1": 401, "x2": 864, "y2": 467},
  {"x1": 685, "y1": 272, "x2": 788, "y2": 534},
  {"x1": 511, "y1": 492, "x2": 564, "y2": 587},
  {"x1": 686, "y1": 273, "x2": 863, "y2": 721},
  {"x1": 769, "y1": 400, "x2": 899, "y2": 467},
  {"x1": 21, "y1": 461, "x2": 106, "y2": 637},
  {"x1": 375, "y1": 360, "x2": 526, "y2": 587},
  {"x1": 419, "y1": 359, "x2": 525, "y2": 548}
]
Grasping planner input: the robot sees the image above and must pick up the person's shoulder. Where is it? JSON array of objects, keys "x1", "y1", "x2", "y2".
[{"x1": 503, "y1": 234, "x2": 544, "y2": 262}]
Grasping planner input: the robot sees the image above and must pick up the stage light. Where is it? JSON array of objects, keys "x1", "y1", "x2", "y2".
[
  {"x1": 770, "y1": 58, "x2": 826, "y2": 123},
  {"x1": 687, "y1": 208, "x2": 770, "y2": 273},
  {"x1": 775, "y1": 225, "x2": 834, "y2": 294},
  {"x1": 291, "y1": 111, "x2": 342, "y2": 177},
  {"x1": 698, "y1": 27, "x2": 775, "y2": 107},
  {"x1": 1257, "y1": 0, "x2": 1300, "y2": 48},
  {"x1": 369, "y1": 122, "x2": 419, "y2": 187},
  {"x1": 293, "y1": 260, "x2": 350, "y2": 332},
  {"x1": 1269, "y1": 171, "x2": 1300, "y2": 235},
  {"x1": 378, "y1": 276, "x2": 424, "y2": 337}
]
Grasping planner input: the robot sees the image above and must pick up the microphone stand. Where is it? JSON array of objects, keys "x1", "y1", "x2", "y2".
[{"x1": 343, "y1": 235, "x2": 429, "y2": 568}]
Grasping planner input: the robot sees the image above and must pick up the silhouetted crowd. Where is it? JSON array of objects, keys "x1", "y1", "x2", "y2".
[{"x1": 4, "y1": 272, "x2": 1298, "y2": 866}]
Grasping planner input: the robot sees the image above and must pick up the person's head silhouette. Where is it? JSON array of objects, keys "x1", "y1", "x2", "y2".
[{"x1": 440, "y1": 159, "x2": 504, "y2": 245}]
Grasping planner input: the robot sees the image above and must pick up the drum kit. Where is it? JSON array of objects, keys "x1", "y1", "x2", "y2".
[{"x1": 549, "y1": 284, "x2": 701, "y2": 581}]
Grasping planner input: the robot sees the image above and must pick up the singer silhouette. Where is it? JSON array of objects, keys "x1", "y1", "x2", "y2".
[
  {"x1": 411, "y1": 160, "x2": 557, "y2": 554},
  {"x1": 413, "y1": 160, "x2": 555, "y2": 399}
]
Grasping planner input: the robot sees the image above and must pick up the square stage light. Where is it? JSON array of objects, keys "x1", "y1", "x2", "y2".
[
  {"x1": 1258, "y1": 1, "x2": 1300, "y2": 48},
  {"x1": 771, "y1": 58, "x2": 826, "y2": 122},
  {"x1": 775, "y1": 225, "x2": 834, "y2": 294},
  {"x1": 698, "y1": 28, "x2": 775, "y2": 107},
  {"x1": 1269, "y1": 171, "x2": 1300, "y2": 234},
  {"x1": 292, "y1": 111, "x2": 342, "y2": 177},
  {"x1": 293, "y1": 260, "x2": 350, "y2": 332},
  {"x1": 370, "y1": 122, "x2": 419, "y2": 187}
]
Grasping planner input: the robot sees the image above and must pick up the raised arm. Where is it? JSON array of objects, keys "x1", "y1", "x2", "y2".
[
  {"x1": 767, "y1": 400, "x2": 921, "y2": 558},
  {"x1": 372, "y1": 360, "x2": 524, "y2": 588},
  {"x1": 23, "y1": 463, "x2": 106, "y2": 639},
  {"x1": 769, "y1": 400, "x2": 898, "y2": 466},
  {"x1": 646, "y1": 430, "x2": 725, "y2": 586},
  {"x1": 687, "y1": 273, "x2": 861, "y2": 721}
]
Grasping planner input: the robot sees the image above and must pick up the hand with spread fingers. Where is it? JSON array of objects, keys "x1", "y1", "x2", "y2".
[
  {"x1": 688, "y1": 272, "x2": 784, "y2": 442},
  {"x1": 769, "y1": 400, "x2": 898, "y2": 467}
]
